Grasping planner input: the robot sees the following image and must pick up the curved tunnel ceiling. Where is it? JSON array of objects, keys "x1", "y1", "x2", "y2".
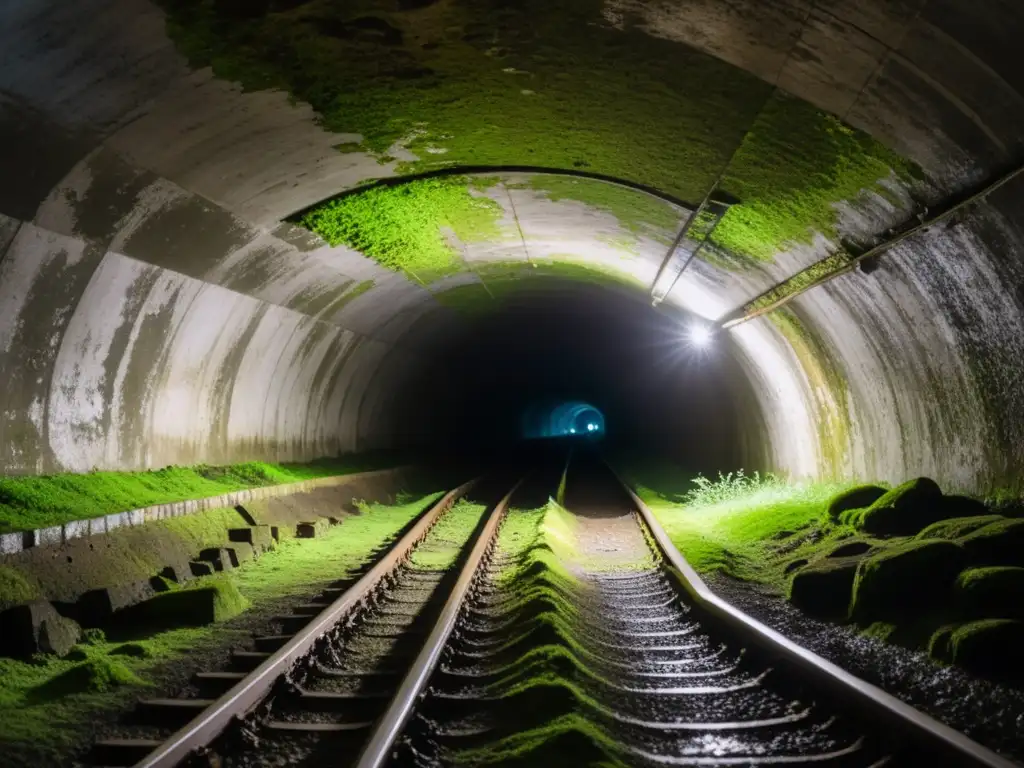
[{"x1": 1, "y1": 0, "x2": 1023, "y2": 492}]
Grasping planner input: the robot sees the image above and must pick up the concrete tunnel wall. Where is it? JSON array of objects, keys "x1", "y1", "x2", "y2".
[{"x1": 2, "y1": 0, "x2": 1024, "y2": 494}]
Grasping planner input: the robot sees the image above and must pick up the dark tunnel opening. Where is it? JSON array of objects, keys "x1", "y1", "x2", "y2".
[{"x1": 389, "y1": 280, "x2": 763, "y2": 474}]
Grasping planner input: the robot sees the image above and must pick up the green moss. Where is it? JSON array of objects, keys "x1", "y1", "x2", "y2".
[
  {"x1": 298, "y1": 176, "x2": 504, "y2": 284},
  {"x1": 947, "y1": 619, "x2": 1024, "y2": 682},
  {"x1": 27, "y1": 657, "x2": 144, "y2": 702},
  {"x1": 646, "y1": 476, "x2": 851, "y2": 586},
  {"x1": 849, "y1": 540, "x2": 965, "y2": 624},
  {"x1": 826, "y1": 485, "x2": 887, "y2": 519},
  {"x1": 528, "y1": 176, "x2": 680, "y2": 245},
  {"x1": 953, "y1": 567, "x2": 1024, "y2": 620},
  {"x1": 0, "y1": 456, "x2": 391, "y2": 533},
  {"x1": 452, "y1": 712, "x2": 628, "y2": 767},
  {"x1": 787, "y1": 556, "x2": 862, "y2": 619},
  {"x1": 408, "y1": 499, "x2": 487, "y2": 570},
  {"x1": 0, "y1": 566, "x2": 42, "y2": 607},
  {"x1": 768, "y1": 308, "x2": 851, "y2": 477},
  {"x1": 157, "y1": 0, "x2": 770, "y2": 204},
  {"x1": 959, "y1": 518, "x2": 1024, "y2": 566},
  {"x1": 917, "y1": 515, "x2": 1005, "y2": 541},
  {"x1": 711, "y1": 92, "x2": 918, "y2": 263}
]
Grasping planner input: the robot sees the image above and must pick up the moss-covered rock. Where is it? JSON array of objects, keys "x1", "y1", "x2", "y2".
[
  {"x1": 27, "y1": 657, "x2": 143, "y2": 702},
  {"x1": 849, "y1": 540, "x2": 965, "y2": 624},
  {"x1": 953, "y1": 567, "x2": 1024, "y2": 620},
  {"x1": 110, "y1": 577, "x2": 248, "y2": 632},
  {"x1": 847, "y1": 477, "x2": 944, "y2": 536},
  {"x1": 959, "y1": 518, "x2": 1024, "y2": 567},
  {"x1": 787, "y1": 556, "x2": 862, "y2": 618},
  {"x1": 948, "y1": 620, "x2": 1024, "y2": 682},
  {"x1": 826, "y1": 485, "x2": 887, "y2": 519},
  {"x1": 826, "y1": 540, "x2": 873, "y2": 558},
  {"x1": 917, "y1": 515, "x2": 1005, "y2": 541},
  {"x1": 0, "y1": 601, "x2": 81, "y2": 658}
]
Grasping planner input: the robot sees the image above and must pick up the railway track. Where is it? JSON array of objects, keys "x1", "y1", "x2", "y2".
[{"x1": 91, "y1": 457, "x2": 1018, "y2": 768}]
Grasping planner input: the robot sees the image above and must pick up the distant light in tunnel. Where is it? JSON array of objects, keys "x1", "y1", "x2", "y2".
[
  {"x1": 689, "y1": 322, "x2": 714, "y2": 348},
  {"x1": 569, "y1": 427, "x2": 576, "y2": 433}
]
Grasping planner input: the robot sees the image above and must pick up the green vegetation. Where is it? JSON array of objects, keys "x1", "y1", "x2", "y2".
[
  {"x1": 644, "y1": 469, "x2": 1024, "y2": 682},
  {"x1": 158, "y1": 0, "x2": 769, "y2": 204},
  {"x1": 298, "y1": 177, "x2": 504, "y2": 283},
  {"x1": 638, "y1": 472, "x2": 851, "y2": 583},
  {"x1": 743, "y1": 253, "x2": 852, "y2": 315},
  {"x1": 711, "y1": 92, "x2": 918, "y2": 262},
  {"x1": 0, "y1": 456, "x2": 387, "y2": 533},
  {"x1": 527, "y1": 176, "x2": 681, "y2": 245},
  {"x1": 409, "y1": 499, "x2": 487, "y2": 570},
  {"x1": 0, "y1": 492, "x2": 441, "y2": 765}
]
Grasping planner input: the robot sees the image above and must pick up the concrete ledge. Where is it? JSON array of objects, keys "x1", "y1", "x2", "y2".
[{"x1": 0, "y1": 466, "x2": 409, "y2": 558}]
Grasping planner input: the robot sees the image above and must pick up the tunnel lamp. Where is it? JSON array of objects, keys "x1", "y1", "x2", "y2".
[
  {"x1": 569, "y1": 428, "x2": 576, "y2": 434},
  {"x1": 689, "y1": 322, "x2": 714, "y2": 348}
]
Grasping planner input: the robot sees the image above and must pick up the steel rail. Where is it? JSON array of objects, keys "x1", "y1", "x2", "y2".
[
  {"x1": 615, "y1": 474, "x2": 1019, "y2": 768},
  {"x1": 354, "y1": 479, "x2": 523, "y2": 768},
  {"x1": 135, "y1": 479, "x2": 477, "y2": 768}
]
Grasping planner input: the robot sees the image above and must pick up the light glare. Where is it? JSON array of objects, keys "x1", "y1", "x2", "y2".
[{"x1": 689, "y1": 323, "x2": 714, "y2": 348}]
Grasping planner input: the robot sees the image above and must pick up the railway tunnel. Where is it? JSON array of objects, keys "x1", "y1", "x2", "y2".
[
  {"x1": 2, "y1": 0, "x2": 1022, "y2": 489},
  {"x1": 3, "y1": 0, "x2": 1024, "y2": 765}
]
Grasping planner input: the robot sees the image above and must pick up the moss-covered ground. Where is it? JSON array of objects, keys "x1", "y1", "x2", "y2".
[
  {"x1": 158, "y1": 0, "x2": 921, "y2": 274},
  {"x1": 0, "y1": 455, "x2": 395, "y2": 533},
  {"x1": 0, "y1": 492, "x2": 442, "y2": 766},
  {"x1": 440, "y1": 500, "x2": 635, "y2": 766},
  {"x1": 642, "y1": 470, "x2": 1024, "y2": 684}
]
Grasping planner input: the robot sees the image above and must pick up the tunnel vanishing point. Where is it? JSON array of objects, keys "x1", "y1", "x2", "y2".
[{"x1": 2, "y1": 0, "x2": 1024, "y2": 494}]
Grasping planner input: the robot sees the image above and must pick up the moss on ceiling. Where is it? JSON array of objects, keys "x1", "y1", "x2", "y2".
[
  {"x1": 297, "y1": 175, "x2": 504, "y2": 283},
  {"x1": 158, "y1": 0, "x2": 769, "y2": 203},
  {"x1": 710, "y1": 93, "x2": 921, "y2": 263},
  {"x1": 162, "y1": 0, "x2": 923, "y2": 272}
]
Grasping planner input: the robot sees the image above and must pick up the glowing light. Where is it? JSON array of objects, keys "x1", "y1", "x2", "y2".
[
  {"x1": 689, "y1": 322, "x2": 714, "y2": 348},
  {"x1": 569, "y1": 428, "x2": 576, "y2": 434},
  {"x1": 587, "y1": 423, "x2": 595, "y2": 431}
]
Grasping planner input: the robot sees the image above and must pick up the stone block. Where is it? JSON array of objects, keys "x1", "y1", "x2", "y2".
[
  {"x1": 35, "y1": 526, "x2": 63, "y2": 547},
  {"x1": 0, "y1": 531, "x2": 25, "y2": 555},
  {"x1": 0, "y1": 601, "x2": 81, "y2": 658},
  {"x1": 128, "y1": 509, "x2": 145, "y2": 526},
  {"x1": 105, "y1": 512, "x2": 129, "y2": 531},
  {"x1": 198, "y1": 548, "x2": 234, "y2": 571},
  {"x1": 189, "y1": 561, "x2": 215, "y2": 577},
  {"x1": 76, "y1": 581, "x2": 157, "y2": 627},
  {"x1": 224, "y1": 542, "x2": 255, "y2": 567},
  {"x1": 228, "y1": 525, "x2": 274, "y2": 552},
  {"x1": 296, "y1": 519, "x2": 330, "y2": 539},
  {"x1": 63, "y1": 519, "x2": 89, "y2": 541},
  {"x1": 88, "y1": 517, "x2": 107, "y2": 536},
  {"x1": 158, "y1": 564, "x2": 193, "y2": 585}
]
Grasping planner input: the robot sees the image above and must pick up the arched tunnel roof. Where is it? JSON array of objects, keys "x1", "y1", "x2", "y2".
[{"x1": 2, "y1": 0, "x2": 1024, "y2": 491}]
